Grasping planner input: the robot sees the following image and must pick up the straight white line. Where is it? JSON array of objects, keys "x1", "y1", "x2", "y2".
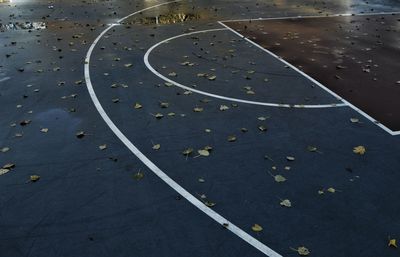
[
  {"x1": 84, "y1": 1, "x2": 282, "y2": 257},
  {"x1": 219, "y1": 11, "x2": 400, "y2": 23},
  {"x1": 218, "y1": 21, "x2": 399, "y2": 136},
  {"x1": 0, "y1": 77, "x2": 10, "y2": 83},
  {"x1": 144, "y1": 28, "x2": 346, "y2": 109}
]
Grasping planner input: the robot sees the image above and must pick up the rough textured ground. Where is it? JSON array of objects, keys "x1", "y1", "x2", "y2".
[{"x1": 1, "y1": 1, "x2": 400, "y2": 257}]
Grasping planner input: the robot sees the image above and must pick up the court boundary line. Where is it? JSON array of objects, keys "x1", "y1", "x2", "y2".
[
  {"x1": 219, "y1": 11, "x2": 400, "y2": 23},
  {"x1": 84, "y1": 1, "x2": 283, "y2": 257},
  {"x1": 143, "y1": 28, "x2": 346, "y2": 108},
  {"x1": 218, "y1": 17, "x2": 400, "y2": 136}
]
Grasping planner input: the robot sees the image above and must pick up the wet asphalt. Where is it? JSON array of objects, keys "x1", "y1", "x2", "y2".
[{"x1": 1, "y1": 1, "x2": 400, "y2": 257}]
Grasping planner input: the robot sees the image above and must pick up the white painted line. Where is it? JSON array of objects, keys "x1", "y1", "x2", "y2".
[
  {"x1": 218, "y1": 21, "x2": 400, "y2": 136},
  {"x1": 144, "y1": 28, "x2": 346, "y2": 109},
  {"x1": 84, "y1": 1, "x2": 282, "y2": 257},
  {"x1": 0, "y1": 77, "x2": 10, "y2": 83},
  {"x1": 219, "y1": 11, "x2": 400, "y2": 23}
]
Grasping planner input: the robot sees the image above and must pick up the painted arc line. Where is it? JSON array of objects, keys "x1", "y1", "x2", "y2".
[
  {"x1": 218, "y1": 21, "x2": 400, "y2": 136},
  {"x1": 83, "y1": 1, "x2": 282, "y2": 257},
  {"x1": 218, "y1": 11, "x2": 400, "y2": 23},
  {"x1": 143, "y1": 28, "x2": 346, "y2": 109}
]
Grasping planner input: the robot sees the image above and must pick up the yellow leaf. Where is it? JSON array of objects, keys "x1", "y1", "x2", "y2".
[
  {"x1": 327, "y1": 187, "x2": 336, "y2": 193},
  {"x1": 388, "y1": 238, "x2": 397, "y2": 248},
  {"x1": 251, "y1": 224, "x2": 263, "y2": 232},
  {"x1": 30, "y1": 175, "x2": 40, "y2": 182},
  {"x1": 152, "y1": 144, "x2": 161, "y2": 150},
  {"x1": 353, "y1": 146, "x2": 366, "y2": 155},
  {"x1": 296, "y1": 246, "x2": 310, "y2": 256}
]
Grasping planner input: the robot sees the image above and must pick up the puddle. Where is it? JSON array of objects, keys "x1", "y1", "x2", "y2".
[
  {"x1": 0, "y1": 21, "x2": 46, "y2": 31},
  {"x1": 126, "y1": 13, "x2": 201, "y2": 25}
]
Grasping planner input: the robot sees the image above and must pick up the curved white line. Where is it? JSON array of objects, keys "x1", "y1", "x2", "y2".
[
  {"x1": 84, "y1": 1, "x2": 282, "y2": 257},
  {"x1": 144, "y1": 28, "x2": 347, "y2": 108}
]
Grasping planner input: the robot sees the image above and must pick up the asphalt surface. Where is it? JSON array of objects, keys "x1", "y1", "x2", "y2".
[
  {"x1": 1, "y1": 1, "x2": 400, "y2": 257},
  {"x1": 225, "y1": 14, "x2": 400, "y2": 131}
]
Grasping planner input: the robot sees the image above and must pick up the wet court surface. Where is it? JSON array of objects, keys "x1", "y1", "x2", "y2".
[
  {"x1": 1, "y1": 1, "x2": 400, "y2": 257},
  {"x1": 224, "y1": 13, "x2": 400, "y2": 132}
]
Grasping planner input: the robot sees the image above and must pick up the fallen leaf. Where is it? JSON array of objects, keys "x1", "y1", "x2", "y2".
[
  {"x1": 251, "y1": 224, "x2": 263, "y2": 232},
  {"x1": 20, "y1": 120, "x2": 31, "y2": 126},
  {"x1": 99, "y1": 144, "x2": 107, "y2": 150},
  {"x1": 40, "y1": 128, "x2": 49, "y2": 133},
  {"x1": 353, "y1": 146, "x2": 366, "y2": 155},
  {"x1": 76, "y1": 131, "x2": 85, "y2": 138},
  {"x1": 294, "y1": 246, "x2": 310, "y2": 256},
  {"x1": 219, "y1": 105, "x2": 229, "y2": 111},
  {"x1": 208, "y1": 75, "x2": 216, "y2": 81},
  {"x1": 227, "y1": 135, "x2": 237, "y2": 142},
  {"x1": 1, "y1": 147, "x2": 10, "y2": 153},
  {"x1": 133, "y1": 103, "x2": 142, "y2": 109},
  {"x1": 286, "y1": 156, "x2": 295, "y2": 161},
  {"x1": 350, "y1": 118, "x2": 359, "y2": 123},
  {"x1": 327, "y1": 187, "x2": 336, "y2": 193},
  {"x1": 152, "y1": 144, "x2": 161, "y2": 150},
  {"x1": 0, "y1": 168, "x2": 10, "y2": 175},
  {"x1": 193, "y1": 107, "x2": 203, "y2": 112},
  {"x1": 133, "y1": 171, "x2": 144, "y2": 180},
  {"x1": 182, "y1": 148, "x2": 193, "y2": 156},
  {"x1": 124, "y1": 63, "x2": 133, "y2": 68},
  {"x1": 198, "y1": 149, "x2": 210, "y2": 156},
  {"x1": 258, "y1": 125, "x2": 267, "y2": 132},
  {"x1": 274, "y1": 174, "x2": 286, "y2": 182},
  {"x1": 204, "y1": 201, "x2": 216, "y2": 207},
  {"x1": 388, "y1": 238, "x2": 397, "y2": 248},
  {"x1": 280, "y1": 199, "x2": 292, "y2": 207},
  {"x1": 3, "y1": 163, "x2": 15, "y2": 169},
  {"x1": 30, "y1": 175, "x2": 40, "y2": 182}
]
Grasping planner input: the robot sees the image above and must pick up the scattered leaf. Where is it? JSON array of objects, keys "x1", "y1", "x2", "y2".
[
  {"x1": 3, "y1": 163, "x2": 15, "y2": 169},
  {"x1": 251, "y1": 224, "x2": 263, "y2": 232},
  {"x1": 350, "y1": 118, "x2": 359, "y2": 123},
  {"x1": 124, "y1": 63, "x2": 133, "y2": 68},
  {"x1": 219, "y1": 105, "x2": 229, "y2": 111},
  {"x1": 152, "y1": 144, "x2": 161, "y2": 150},
  {"x1": 133, "y1": 103, "x2": 142, "y2": 109},
  {"x1": 208, "y1": 75, "x2": 216, "y2": 81},
  {"x1": 1, "y1": 147, "x2": 10, "y2": 153},
  {"x1": 198, "y1": 149, "x2": 210, "y2": 157},
  {"x1": 274, "y1": 175, "x2": 286, "y2": 182},
  {"x1": 280, "y1": 199, "x2": 292, "y2": 207},
  {"x1": 40, "y1": 128, "x2": 49, "y2": 133},
  {"x1": 388, "y1": 238, "x2": 397, "y2": 248},
  {"x1": 353, "y1": 146, "x2": 366, "y2": 155},
  {"x1": 227, "y1": 135, "x2": 237, "y2": 142},
  {"x1": 193, "y1": 107, "x2": 203, "y2": 112},
  {"x1": 133, "y1": 171, "x2": 144, "y2": 180},
  {"x1": 286, "y1": 156, "x2": 295, "y2": 161},
  {"x1": 76, "y1": 131, "x2": 85, "y2": 138},
  {"x1": 99, "y1": 144, "x2": 107, "y2": 150},
  {"x1": 0, "y1": 168, "x2": 10, "y2": 175},
  {"x1": 327, "y1": 187, "x2": 336, "y2": 193},
  {"x1": 258, "y1": 125, "x2": 267, "y2": 132},
  {"x1": 292, "y1": 246, "x2": 310, "y2": 256},
  {"x1": 30, "y1": 175, "x2": 40, "y2": 182},
  {"x1": 182, "y1": 148, "x2": 193, "y2": 156}
]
